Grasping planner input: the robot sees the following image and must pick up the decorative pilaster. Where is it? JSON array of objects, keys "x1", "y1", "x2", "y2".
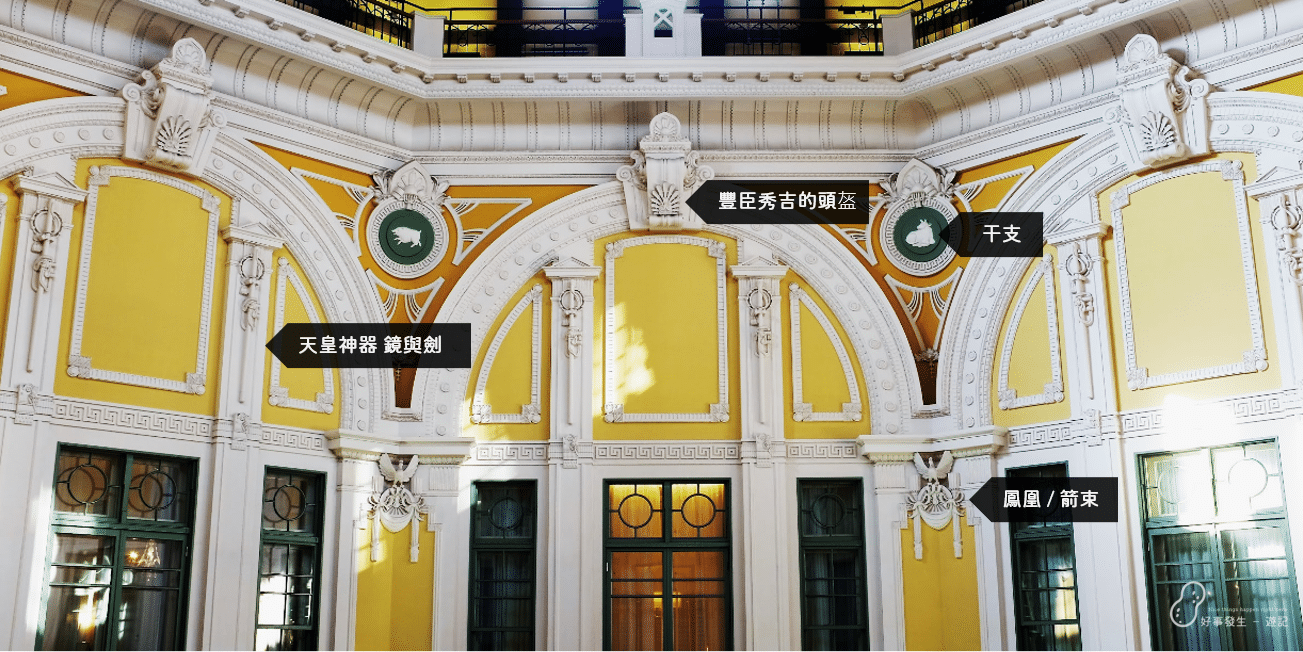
[
  {"x1": 864, "y1": 451, "x2": 913, "y2": 651},
  {"x1": 860, "y1": 427, "x2": 1008, "y2": 651},
  {"x1": 545, "y1": 255, "x2": 601, "y2": 452},
  {"x1": 1048, "y1": 223, "x2": 1117, "y2": 444},
  {"x1": 1247, "y1": 168, "x2": 1303, "y2": 389},
  {"x1": 730, "y1": 250, "x2": 793, "y2": 649},
  {"x1": 950, "y1": 445, "x2": 1008, "y2": 652},
  {"x1": 199, "y1": 222, "x2": 281, "y2": 650},
  {"x1": 1, "y1": 161, "x2": 87, "y2": 395},
  {"x1": 216, "y1": 223, "x2": 283, "y2": 439},
  {"x1": 332, "y1": 451, "x2": 375, "y2": 651},
  {"x1": 731, "y1": 248, "x2": 788, "y2": 450},
  {"x1": 543, "y1": 254, "x2": 599, "y2": 650},
  {"x1": 326, "y1": 432, "x2": 472, "y2": 652},
  {"x1": 1045, "y1": 224, "x2": 1144, "y2": 650}
]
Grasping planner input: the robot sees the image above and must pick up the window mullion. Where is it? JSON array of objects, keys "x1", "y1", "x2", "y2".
[
  {"x1": 106, "y1": 529, "x2": 125, "y2": 651},
  {"x1": 662, "y1": 550, "x2": 673, "y2": 652},
  {"x1": 1211, "y1": 523, "x2": 1233, "y2": 651},
  {"x1": 120, "y1": 453, "x2": 134, "y2": 524}
]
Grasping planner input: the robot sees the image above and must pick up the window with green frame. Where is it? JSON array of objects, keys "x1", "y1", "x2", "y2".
[
  {"x1": 605, "y1": 480, "x2": 731, "y2": 651},
  {"x1": 468, "y1": 481, "x2": 538, "y2": 651},
  {"x1": 1007, "y1": 463, "x2": 1082, "y2": 651},
  {"x1": 796, "y1": 478, "x2": 869, "y2": 651},
  {"x1": 38, "y1": 445, "x2": 196, "y2": 651},
  {"x1": 256, "y1": 468, "x2": 325, "y2": 651},
  {"x1": 1141, "y1": 441, "x2": 1302, "y2": 650}
]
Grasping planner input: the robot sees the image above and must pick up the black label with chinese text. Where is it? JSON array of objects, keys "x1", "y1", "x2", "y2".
[
  {"x1": 969, "y1": 476, "x2": 1119, "y2": 523},
  {"x1": 266, "y1": 323, "x2": 472, "y2": 368}
]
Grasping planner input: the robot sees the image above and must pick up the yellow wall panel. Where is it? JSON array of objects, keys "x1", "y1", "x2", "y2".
[
  {"x1": 1100, "y1": 153, "x2": 1281, "y2": 409},
  {"x1": 256, "y1": 144, "x2": 374, "y2": 190},
  {"x1": 783, "y1": 274, "x2": 869, "y2": 439},
  {"x1": 901, "y1": 524, "x2": 982, "y2": 650},
  {"x1": 274, "y1": 279, "x2": 327, "y2": 396},
  {"x1": 992, "y1": 247, "x2": 1071, "y2": 427},
  {"x1": 355, "y1": 523, "x2": 434, "y2": 650},
  {"x1": 0, "y1": 71, "x2": 86, "y2": 110},
  {"x1": 592, "y1": 234, "x2": 740, "y2": 440},
  {"x1": 955, "y1": 140, "x2": 1075, "y2": 211},
  {"x1": 617, "y1": 243, "x2": 718, "y2": 412},
  {"x1": 263, "y1": 253, "x2": 341, "y2": 431},
  {"x1": 1007, "y1": 273, "x2": 1054, "y2": 396},
  {"x1": 55, "y1": 159, "x2": 227, "y2": 414},
  {"x1": 82, "y1": 178, "x2": 208, "y2": 378},
  {"x1": 1248, "y1": 71, "x2": 1303, "y2": 96},
  {"x1": 798, "y1": 303, "x2": 851, "y2": 407},
  {"x1": 464, "y1": 275, "x2": 550, "y2": 441}
]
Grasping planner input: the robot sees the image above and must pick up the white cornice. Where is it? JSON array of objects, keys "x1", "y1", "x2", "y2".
[
  {"x1": 5, "y1": 0, "x2": 1303, "y2": 169},
  {"x1": 858, "y1": 425, "x2": 1009, "y2": 459},
  {"x1": 326, "y1": 429, "x2": 475, "y2": 463},
  {"x1": 129, "y1": 0, "x2": 1183, "y2": 98}
]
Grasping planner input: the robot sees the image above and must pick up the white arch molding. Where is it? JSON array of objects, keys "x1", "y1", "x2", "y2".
[
  {"x1": 0, "y1": 95, "x2": 392, "y2": 433},
  {"x1": 940, "y1": 89, "x2": 1303, "y2": 430},
  {"x1": 423, "y1": 182, "x2": 920, "y2": 440}
]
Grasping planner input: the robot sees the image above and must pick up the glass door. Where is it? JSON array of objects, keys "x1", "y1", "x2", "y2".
[{"x1": 605, "y1": 481, "x2": 731, "y2": 651}]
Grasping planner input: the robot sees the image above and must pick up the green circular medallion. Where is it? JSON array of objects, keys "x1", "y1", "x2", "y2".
[
  {"x1": 892, "y1": 207, "x2": 948, "y2": 263},
  {"x1": 377, "y1": 209, "x2": 437, "y2": 266}
]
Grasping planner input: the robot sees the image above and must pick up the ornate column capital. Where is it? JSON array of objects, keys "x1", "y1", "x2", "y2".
[
  {"x1": 1244, "y1": 167, "x2": 1303, "y2": 388},
  {"x1": 215, "y1": 222, "x2": 283, "y2": 429},
  {"x1": 857, "y1": 426, "x2": 1008, "y2": 462},
  {"x1": 1045, "y1": 221, "x2": 1110, "y2": 247},
  {"x1": 13, "y1": 170, "x2": 89, "y2": 205},
  {"x1": 222, "y1": 224, "x2": 286, "y2": 250},
  {"x1": 543, "y1": 259, "x2": 601, "y2": 281}
]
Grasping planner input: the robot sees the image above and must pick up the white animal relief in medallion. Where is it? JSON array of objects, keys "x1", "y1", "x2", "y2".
[
  {"x1": 905, "y1": 219, "x2": 936, "y2": 249},
  {"x1": 391, "y1": 226, "x2": 422, "y2": 248}
]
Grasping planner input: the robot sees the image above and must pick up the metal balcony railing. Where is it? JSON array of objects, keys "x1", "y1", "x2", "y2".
[
  {"x1": 430, "y1": 6, "x2": 625, "y2": 57},
  {"x1": 279, "y1": 0, "x2": 416, "y2": 47},
  {"x1": 912, "y1": 0, "x2": 1045, "y2": 47},
  {"x1": 275, "y1": 0, "x2": 1046, "y2": 56}
]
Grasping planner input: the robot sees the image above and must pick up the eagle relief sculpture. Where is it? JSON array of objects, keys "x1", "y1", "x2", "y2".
[
  {"x1": 903, "y1": 451, "x2": 966, "y2": 560},
  {"x1": 368, "y1": 453, "x2": 428, "y2": 562}
]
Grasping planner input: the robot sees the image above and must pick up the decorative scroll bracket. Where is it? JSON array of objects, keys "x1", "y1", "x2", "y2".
[
  {"x1": 617, "y1": 113, "x2": 714, "y2": 232},
  {"x1": 1108, "y1": 34, "x2": 1211, "y2": 169},
  {"x1": 121, "y1": 38, "x2": 225, "y2": 176}
]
